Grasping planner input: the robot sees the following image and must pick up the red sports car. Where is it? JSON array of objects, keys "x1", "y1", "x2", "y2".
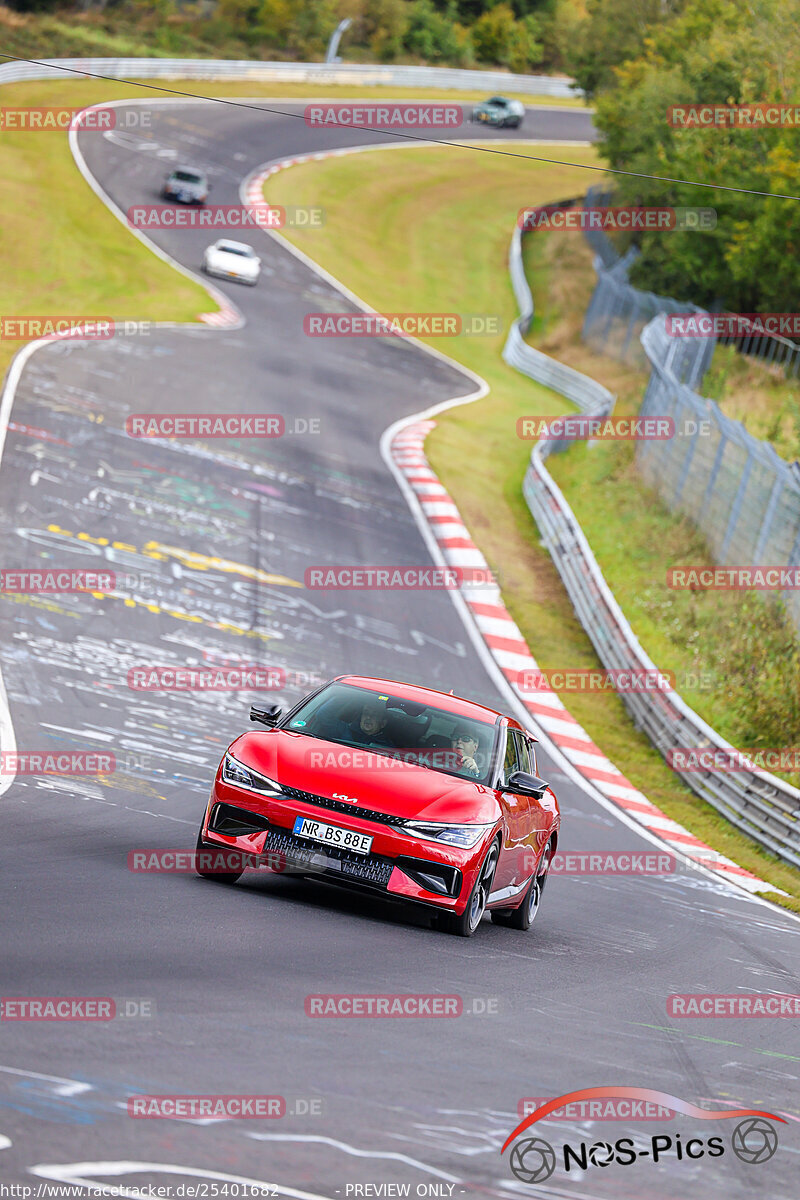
[{"x1": 195, "y1": 676, "x2": 560, "y2": 936}]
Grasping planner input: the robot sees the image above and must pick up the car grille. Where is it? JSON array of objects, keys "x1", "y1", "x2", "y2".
[
  {"x1": 280, "y1": 784, "x2": 407, "y2": 829},
  {"x1": 263, "y1": 825, "x2": 394, "y2": 888}
]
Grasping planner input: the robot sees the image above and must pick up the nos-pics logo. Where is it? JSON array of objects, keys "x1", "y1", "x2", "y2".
[{"x1": 502, "y1": 1088, "x2": 782, "y2": 1185}]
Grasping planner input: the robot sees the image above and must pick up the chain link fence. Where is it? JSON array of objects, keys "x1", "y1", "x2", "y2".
[
  {"x1": 577, "y1": 188, "x2": 800, "y2": 637},
  {"x1": 637, "y1": 318, "x2": 800, "y2": 638},
  {"x1": 505, "y1": 202, "x2": 800, "y2": 869},
  {"x1": 580, "y1": 188, "x2": 712, "y2": 381}
]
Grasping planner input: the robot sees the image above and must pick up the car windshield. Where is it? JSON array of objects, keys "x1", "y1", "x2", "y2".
[
  {"x1": 217, "y1": 243, "x2": 253, "y2": 257},
  {"x1": 489, "y1": 97, "x2": 508, "y2": 105},
  {"x1": 285, "y1": 682, "x2": 497, "y2": 783},
  {"x1": 173, "y1": 170, "x2": 203, "y2": 184}
]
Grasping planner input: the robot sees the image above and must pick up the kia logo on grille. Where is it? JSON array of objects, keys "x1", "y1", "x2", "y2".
[{"x1": 332, "y1": 792, "x2": 358, "y2": 804}]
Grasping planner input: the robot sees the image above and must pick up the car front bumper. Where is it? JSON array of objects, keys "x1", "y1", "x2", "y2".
[
  {"x1": 201, "y1": 776, "x2": 497, "y2": 915},
  {"x1": 204, "y1": 263, "x2": 259, "y2": 284}
]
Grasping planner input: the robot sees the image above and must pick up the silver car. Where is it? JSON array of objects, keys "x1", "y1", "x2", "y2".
[
  {"x1": 471, "y1": 96, "x2": 525, "y2": 129},
  {"x1": 162, "y1": 166, "x2": 209, "y2": 205}
]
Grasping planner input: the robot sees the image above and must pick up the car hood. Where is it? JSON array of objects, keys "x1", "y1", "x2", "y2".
[{"x1": 229, "y1": 729, "x2": 500, "y2": 823}]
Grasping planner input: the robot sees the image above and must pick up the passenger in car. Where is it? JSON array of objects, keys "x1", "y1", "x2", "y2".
[{"x1": 451, "y1": 726, "x2": 482, "y2": 777}]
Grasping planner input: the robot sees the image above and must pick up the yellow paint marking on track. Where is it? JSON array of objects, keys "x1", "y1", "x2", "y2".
[
  {"x1": 42, "y1": 524, "x2": 303, "y2": 588},
  {"x1": 147, "y1": 540, "x2": 303, "y2": 588}
]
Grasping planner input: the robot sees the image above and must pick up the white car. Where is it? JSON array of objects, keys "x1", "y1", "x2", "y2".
[{"x1": 203, "y1": 240, "x2": 261, "y2": 286}]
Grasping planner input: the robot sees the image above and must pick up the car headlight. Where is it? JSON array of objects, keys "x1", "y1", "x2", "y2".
[
  {"x1": 221, "y1": 753, "x2": 282, "y2": 794},
  {"x1": 395, "y1": 820, "x2": 494, "y2": 849}
]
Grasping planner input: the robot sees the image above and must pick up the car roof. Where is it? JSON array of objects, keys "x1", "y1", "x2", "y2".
[
  {"x1": 215, "y1": 239, "x2": 253, "y2": 252},
  {"x1": 173, "y1": 165, "x2": 205, "y2": 176},
  {"x1": 333, "y1": 675, "x2": 510, "y2": 725}
]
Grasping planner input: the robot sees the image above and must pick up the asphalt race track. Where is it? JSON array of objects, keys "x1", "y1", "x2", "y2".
[{"x1": 0, "y1": 99, "x2": 798, "y2": 1197}]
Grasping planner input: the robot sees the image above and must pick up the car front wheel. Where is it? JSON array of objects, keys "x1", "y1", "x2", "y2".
[
  {"x1": 194, "y1": 830, "x2": 244, "y2": 884},
  {"x1": 439, "y1": 838, "x2": 500, "y2": 938},
  {"x1": 492, "y1": 838, "x2": 553, "y2": 930}
]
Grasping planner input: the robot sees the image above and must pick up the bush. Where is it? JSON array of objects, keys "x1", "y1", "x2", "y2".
[
  {"x1": 363, "y1": 0, "x2": 408, "y2": 60},
  {"x1": 509, "y1": 13, "x2": 544, "y2": 71},
  {"x1": 471, "y1": 1, "x2": 517, "y2": 64},
  {"x1": 404, "y1": 0, "x2": 464, "y2": 61}
]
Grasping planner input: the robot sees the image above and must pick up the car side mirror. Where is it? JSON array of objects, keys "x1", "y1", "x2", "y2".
[
  {"x1": 503, "y1": 770, "x2": 549, "y2": 799},
  {"x1": 250, "y1": 704, "x2": 282, "y2": 728}
]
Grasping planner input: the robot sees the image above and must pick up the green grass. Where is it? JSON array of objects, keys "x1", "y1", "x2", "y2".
[
  {"x1": 267, "y1": 144, "x2": 800, "y2": 910},
  {"x1": 0, "y1": 78, "x2": 211, "y2": 384},
  {"x1": 701, "y1": 342, "x2": 800, "y2": 462}
]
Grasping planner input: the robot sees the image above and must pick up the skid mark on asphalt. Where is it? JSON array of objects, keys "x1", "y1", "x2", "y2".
[{"x1": 633, "y1": 1024, "x2": 800, "y2": 1061}]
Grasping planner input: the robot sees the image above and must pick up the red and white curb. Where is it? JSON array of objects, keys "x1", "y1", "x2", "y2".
[
  {"x1": 199, "y1": 302, "x2": 240, "y2": 329},
  {"x1": 243, "y1": 145, "x2": 379, "y2": 213},
  {"x1": 243, "y1": 143, "x2": 780, "y2": 899}
]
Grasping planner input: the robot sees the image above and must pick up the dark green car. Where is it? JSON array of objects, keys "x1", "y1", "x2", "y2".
[{"x1": 471, "y1": 96, "x2": 525, "y2": 129}]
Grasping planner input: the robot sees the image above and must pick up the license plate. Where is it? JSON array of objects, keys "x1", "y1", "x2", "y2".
[{"x1": 292, "y1": 816, "x2": 372, "y2": 855}]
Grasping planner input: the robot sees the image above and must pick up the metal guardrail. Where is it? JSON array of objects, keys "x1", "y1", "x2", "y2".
[
  {"x1": 0, "y1": 57, "x2": 580, "y2": 98},
  {"x1": 504, "y1": 203, "x2": 800, "y2": 869}
]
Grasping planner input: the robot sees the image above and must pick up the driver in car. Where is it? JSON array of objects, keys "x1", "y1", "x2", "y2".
[
  {"x1": 348, "y1": 697, "x2": 396, "y2": 748},
  {"x1": 451, "y1": 726, "x2": 482, "y2": 777}
]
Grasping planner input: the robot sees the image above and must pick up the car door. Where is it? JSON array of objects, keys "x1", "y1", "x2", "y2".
[
  {"x1": 492, "y1": 728, "x2": 532, "y2": 892},
  {"x1": 516, "y1": 731, "x2": 551, "y2": 874}
]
